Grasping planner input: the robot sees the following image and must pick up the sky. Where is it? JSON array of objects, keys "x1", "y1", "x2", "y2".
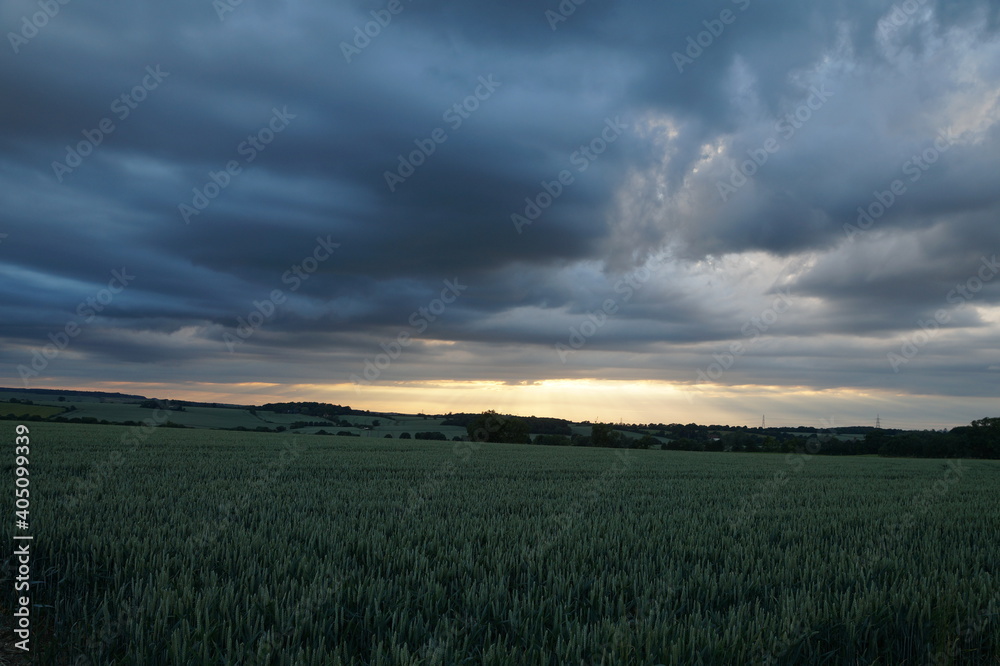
[{"x1": 2, "y1": 0, "x2": 999, "y2": 429}]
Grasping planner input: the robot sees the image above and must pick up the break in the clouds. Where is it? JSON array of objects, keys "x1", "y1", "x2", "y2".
[{"x1": 1, "y1": 0, "x2": 999, "y2": 427}]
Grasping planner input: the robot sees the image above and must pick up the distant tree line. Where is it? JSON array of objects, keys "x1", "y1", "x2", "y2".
[
  {"x1": 458, "y1": 411, "x2": 999, "y2": 459},
  {"x1": 139, "y1": 399, "x2": 185, "y2": 411},
  {"x1": 51, "y1": 416, "x2": 189, "y2": 428},
  {"x1": 869, "y1": 418, "x2": 999, "y2": 458},
  {"x1": 446, "y1": 412, "x2": 571, "y2": 437},
  {"x1": 464, "y1": 411, "x2": 532, "y2": 444},
  {"x1": 0, "y1": 413, "x2": 46, "y2": 422},
  {"x1": 258, "y1": 402, "x2": 361, "y2": 417},
  {"x1": 286, "y1": 420, "x2": 336, "y2": 429},
  {"x1": 414, "y1": 431, "x2": 448, "y2": 441}
]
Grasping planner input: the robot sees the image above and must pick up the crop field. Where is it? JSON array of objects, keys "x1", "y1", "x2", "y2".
[
  {"x1": 362, "y1": 418, "x2": 468, "y2": 440},
  {"x1": 0, "y1": 403, "x2": 65, "y2": 419},
  {"x1": 4, "y1": 422, "x2": 999, "y2": 664},
  {"x1": 47, "y1": 402, "x2": 276, "y2": 430}
]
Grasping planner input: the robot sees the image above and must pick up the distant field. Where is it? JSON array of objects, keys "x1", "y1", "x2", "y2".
[
  {"x1": 0, "y1": 402, "x2": 65, "y2": 418},
  {"x1": 617, "y1": 429, "x2": 671, "y2": 443},
  {"x1": 160, "y1": 406, "x2": 277, "y2": 429},
  {"x1": 340, "y1": 414, "x2": 393, "y2": 426},
  {"x1": 253, "y1": 411, "x2": 336, "y2": 426},
  {"x1": 0, "y1": 391, "x2": 115, "y2": 404},
  {"x1": 567, "y1": 425, "x2": 672, "y2": 443},
  {"x1": 12, "y1": 422, "x2": 999, "y2": 665},
  {"x1": 50, "y1": 401, "x2": 334, "y2": 430},
  {"x1": 13, "y1": 396, "x2": 472, "y2": 436},
  {"x1": 49, "y1": 402, "x2": 159, "y2": 423}
]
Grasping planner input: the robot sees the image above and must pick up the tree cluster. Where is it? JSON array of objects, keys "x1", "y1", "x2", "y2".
[
  {"x1": 414, "y1": 432, "x2": 447, "y2": 441},
  {"x1": 872, "y1": 418, "x2": 999, "y2": 459},
  {"x1": 446, "y1": 412, "x2": 570, "y2": 436},
  {"x1": 465, "y1": 411, "x2": 531, "y2": 444},
  {"x1": 258, "y1": 402, "x2": 357, "y2": 417}
]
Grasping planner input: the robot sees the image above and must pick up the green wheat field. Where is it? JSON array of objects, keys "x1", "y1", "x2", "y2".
[{"x1": 5, "y1": 422, "x2": 999, "y2": 664}]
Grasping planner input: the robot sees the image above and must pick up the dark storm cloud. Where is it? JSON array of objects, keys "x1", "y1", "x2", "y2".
[{"x1": 2, "y1": 0, "x2": 999, "y2": 408}]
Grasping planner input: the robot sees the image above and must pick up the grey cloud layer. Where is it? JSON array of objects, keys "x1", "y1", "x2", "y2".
[{"x1": 1, "y1": 0, "x2": 998, "y2": 405}]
